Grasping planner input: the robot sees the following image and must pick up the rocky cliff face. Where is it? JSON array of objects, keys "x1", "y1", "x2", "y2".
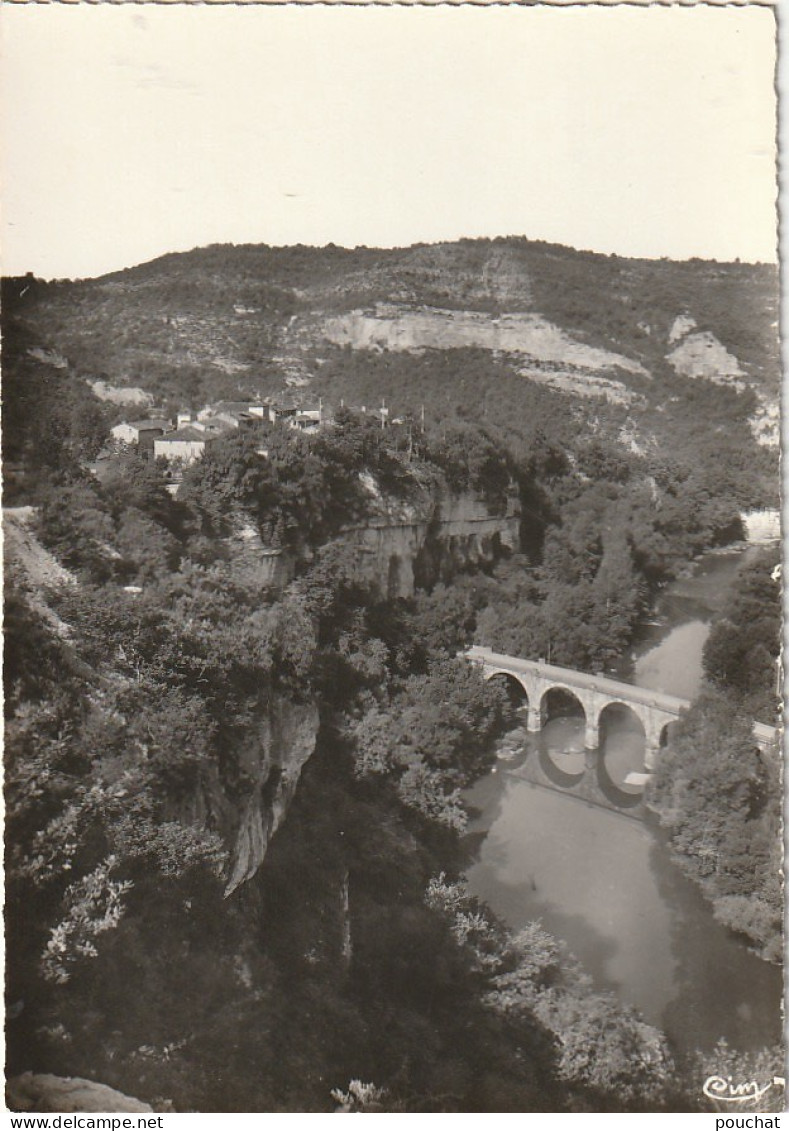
[
  {"x1": 222, "y1": 697, "x2": 320, "y2": 897},
  {"x1": 226, "y1": 522, "x2": 296, "y2": 589},
  {"x1": 229, "y1": 489, "x2": 521, "y2": 600},
  {"x1": 184, "y1": 696, "x2": 320, "y2": 898},
  {"x1": 337, "y1": 491, "x2": 520, "y2": 598},
  {"x1": 666, "y1": 327, "x2": 744, "y2": 385},
  {"x1": 310, "y1": 303, "x2": 646, "y2": 375}
]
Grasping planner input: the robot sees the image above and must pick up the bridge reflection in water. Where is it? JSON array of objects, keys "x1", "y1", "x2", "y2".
[{"x1": 499, "y1": 715, "x2": 648, "y2": 816}]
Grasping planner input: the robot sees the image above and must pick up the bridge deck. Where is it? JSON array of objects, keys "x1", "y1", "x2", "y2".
[{"x1": 467, "y1": 645, "x2": 778, "y2": 742}]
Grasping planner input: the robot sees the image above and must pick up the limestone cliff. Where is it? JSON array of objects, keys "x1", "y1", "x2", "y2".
[
  {"x1": 666, "y1": 329, "x2": 744, "y2": 385},
  {"x1": 217, "y1": 697, "x2": 320, "y2": 897},
  {"x1": 336, "y1": 490, "x2": 520, "y2": 599},
  {"x1": 310, "y1": 303, "x2": 646, "y2": 375},
  {"x1": 229, "y1": 487, "x2": 521, "y2": 600},
  {"x1": 177, "y1": 693, "x2": 319, "y2": 898}
]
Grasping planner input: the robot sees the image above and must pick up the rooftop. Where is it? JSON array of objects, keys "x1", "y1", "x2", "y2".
[
  {"x1": 122, "y1": 418, "x2": 171, "y2": 431},
  {"x1": 209, "y1": 400, "x2": 259, "y2": 414},
  {"x1": 156, "y1": 426, "x2": 209, "y2": 443}
]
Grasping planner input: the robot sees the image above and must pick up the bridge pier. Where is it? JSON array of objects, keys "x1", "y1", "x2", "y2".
[
  {"x1": 584, "y1": 721, "x2": 598, "y2": 751},
  {"x1": 643, "y1": 718, "x2": 664, "y2": 772},
  {"x1": 644, "y1": 742, "x2": 660, "y2": 773},
  {"x1": 526, "y1": 705, "x2": 542, "y2": 733}
]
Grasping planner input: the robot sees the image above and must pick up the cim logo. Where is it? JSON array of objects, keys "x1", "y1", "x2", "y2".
[{"x1": 703, "y1": 1074, "x2": 786, "y2": 1105}]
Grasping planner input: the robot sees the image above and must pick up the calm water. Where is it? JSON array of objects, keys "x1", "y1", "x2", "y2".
[
  {"x1": 627, "y1": 547, "x2": 764, "y2": 700},
  {"x1": 465, "y1": 545, "x2": 782, "y2": 1054}
]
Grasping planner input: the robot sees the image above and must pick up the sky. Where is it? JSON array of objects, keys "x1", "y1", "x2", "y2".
[{"x1": 1, "y1": 3, "x2": 779, "y2": 280}]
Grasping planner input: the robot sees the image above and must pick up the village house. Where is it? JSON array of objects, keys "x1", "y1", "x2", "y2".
[
  {"x1": 266, "y1": 402, "x2": 298, "y2": 426},
  {"x1": 264, "y1": 400, "x2": 323, "y2": 432},
  {"x1": 197, "y1": 400, "x2": 268, "y2": 432},
  {"x1": 110, "y1": 418, "x2": 172, "y2": 454},
  {"x1": 290, "y1": 406, "x2": 322, "y2": 432},
  {"x1": 153, "y1": 426, "x2": 212, "y2": 465}
]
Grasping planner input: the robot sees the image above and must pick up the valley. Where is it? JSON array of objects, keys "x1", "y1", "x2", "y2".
[{"x1": 3, "y1": 237, "x2": 782, "y2": 1114}]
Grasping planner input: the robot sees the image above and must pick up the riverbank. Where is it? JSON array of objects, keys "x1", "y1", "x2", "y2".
[
  {"x1": 463, "y1": 541, "x2": 783, "y2": 1056},
  {"x1": 464, "y1": 753, "x2": 783, "y2": 1056}
]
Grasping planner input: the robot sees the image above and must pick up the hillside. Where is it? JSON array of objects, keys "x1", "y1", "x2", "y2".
[
  {"x1": 4, "y1": 237, "x2": 778, "y2": 408},
  {"x1": 3, "y1": 238, "x2": 779, "y2": 526}
]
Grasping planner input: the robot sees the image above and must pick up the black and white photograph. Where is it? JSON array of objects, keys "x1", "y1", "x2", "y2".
[{"x1": 2, "y1": 1, "x2": 783, "y2": 1115}]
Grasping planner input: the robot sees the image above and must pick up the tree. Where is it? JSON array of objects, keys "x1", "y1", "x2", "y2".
[
  {"x1": 703, "y1": 549, "x2": 780, "y2": 720},
  {"x1": 38, "y1": 481, "x2": 118, "y2": 582},
  {"x1": 395, "y1": 658, "x2": 510, "y2": 784},
  {"x1": 115, "y1": 507, "x2": 180, "y2": 581},
  {"x1": 649, "y1": 690, "x2": 781, "y2": 961}
]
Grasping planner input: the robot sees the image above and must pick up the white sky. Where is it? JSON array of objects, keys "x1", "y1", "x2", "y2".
[{"x1": 1, "y1": 3, "x2": 778, "y2": 279}]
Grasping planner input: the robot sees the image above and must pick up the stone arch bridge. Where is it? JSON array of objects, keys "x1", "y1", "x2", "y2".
[{"x1": 467, "y1": 645, "x2": 777, "y2": 771}]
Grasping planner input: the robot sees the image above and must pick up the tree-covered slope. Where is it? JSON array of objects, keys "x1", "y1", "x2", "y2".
[
  {"x1": 3, "y1": 236, "x2": 778, "y2": 404},
  {"x1": 5, "y1": 404, "x2": 693, "y2": 1112}
]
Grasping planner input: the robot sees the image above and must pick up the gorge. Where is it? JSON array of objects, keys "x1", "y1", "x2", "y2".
[{"x1": 3, "y1": 237, "x2": 782, "y2": 1113}]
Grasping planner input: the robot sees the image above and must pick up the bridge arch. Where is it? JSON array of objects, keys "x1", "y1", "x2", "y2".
[
  {"x1": 540, "y1": 685, "x2": 587, "y2": 725},
  {"x1": 486, "y1": 671, "x2": 530, "y2": 712},
  {"x1": 538, "y1": 743, "x2": 587, "y2": 789},
  {"x1": 596, "y1": 699, "x2": 648, "y2": 741}
]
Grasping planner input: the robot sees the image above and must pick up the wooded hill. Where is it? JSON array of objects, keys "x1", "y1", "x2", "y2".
[
  {"x1": 4, "y1": 236, "x2": 778, "y2": 405},
  {"x1": 4, "y1": 237, "x2": 780, "y2": 517}
]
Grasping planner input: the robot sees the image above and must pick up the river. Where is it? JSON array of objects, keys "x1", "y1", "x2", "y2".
[{"x1": 463, "y1": 545, "x2": 782, "y2": 1055}]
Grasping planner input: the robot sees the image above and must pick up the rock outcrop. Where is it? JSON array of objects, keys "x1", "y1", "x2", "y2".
[
  {"x1": 7, "y1": 1073, "x2": 153, "y2": 1113},
  {"x1": 668, "y1": 313, "x2": 697, "y2": 344},
  {"x1": 741, "y1": 508, "x2": 781, "y2": 544},
  {"x1": 221, "y1": 697, "x2": 320, "y2": 897},
  {"x1": 312, "y1": 303, "x2": 647, "y2": 376},
  {"x1": 336, "y1": 491, "x2": 520, "y2": 599},
  {"x1": 666, "y1": 329, "x2": 744, "y2": 385}
]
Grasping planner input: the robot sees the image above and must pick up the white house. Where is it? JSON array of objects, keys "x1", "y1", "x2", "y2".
[
  {"x1": 111, "y1": 418, "x2": 171, "y2": 446},
  {"x1": 291, "y1": 406, "x2": 322, "y2": 432},
  {"x1": 153, "y1": 426, "x2": 210, "y2": 464},
  {"x1": 265, "y1": 401, "x2": 322, "y2": 431}
]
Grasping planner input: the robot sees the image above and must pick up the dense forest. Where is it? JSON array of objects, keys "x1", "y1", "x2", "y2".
[
  {"x1": 3, "y1": 239, "x2": 783, "y2": 1112},
  {"x1": 3, "y1": 416, "x2": 681, "y2": 1110}
]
